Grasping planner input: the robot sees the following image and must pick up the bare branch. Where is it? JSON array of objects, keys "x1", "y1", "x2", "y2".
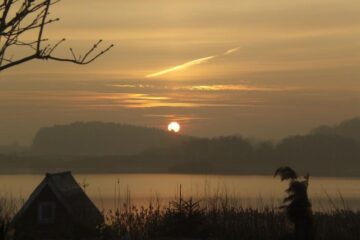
[
  {"x1": 39, "y1": 43, "x2": 114, "y2": 65},
  {"x1": 37, "y1": 0, "x2": 50, "y2": 51},
  {"x1": 69, "y1": 48, "x2": 77, "y2": 61},
  {"x1": 0, "y1": 0, "x2": 113, "y2": 72},
  {"x1": 46, "y1": 37, "x2": 65, "y2": 55},
  {"x1": 82, "y1": 40, "x2": 102, "y2": 62}
]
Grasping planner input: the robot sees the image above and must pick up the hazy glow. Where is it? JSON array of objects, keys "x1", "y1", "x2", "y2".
[
  {"x1": 168, "y1": 122, "x2": 181, "y2": 133},
  {"x1": 1, "y1": 0, "x2": 360, "y2": 145}
]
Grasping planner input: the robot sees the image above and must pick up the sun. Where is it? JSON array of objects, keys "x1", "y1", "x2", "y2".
[{"x1": 168, "y1": 121, "x2": 181, "y2": 133}]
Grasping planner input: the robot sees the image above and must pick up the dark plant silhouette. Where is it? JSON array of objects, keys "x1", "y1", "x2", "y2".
[
  {"x1": 162, "y1": 193, "x2": 207, "y2": 238},
  {"x1": 0, "y1": 0, "x2": 113, "y2": 72},
  {"x1": 0, "y1": 197, "x2": 18, "y2": 240},
  {"x1": 98, "y1": 193, "x2": 360, "y2": 240},
  {"x1": 275, "y1": 166, "x2": 315, "y2": 240}
]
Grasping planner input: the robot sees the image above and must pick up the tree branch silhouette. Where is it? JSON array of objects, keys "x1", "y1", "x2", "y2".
[{"x1": 0, "y1": 0, "x2": 113, "y2": 72}]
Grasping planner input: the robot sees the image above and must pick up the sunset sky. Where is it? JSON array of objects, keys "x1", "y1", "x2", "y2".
[{"x1": 1, "y1": 0, "x2": 360, "y2": 145}]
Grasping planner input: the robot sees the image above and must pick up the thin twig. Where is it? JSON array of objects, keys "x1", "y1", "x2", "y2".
[{"x1": 0, "y1": 0, "x2": 113, "y2": 72}]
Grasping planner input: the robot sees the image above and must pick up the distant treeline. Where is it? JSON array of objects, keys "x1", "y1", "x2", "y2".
[
  {"x1": 31, "y1": 122, "x2": 191, "y2": 155},
  {"x1": 140, "y1": 133, "x2": 360, "y2": 176},
  {"x1": 1, "y1": 118, "x2": 360, "y2": 176}
]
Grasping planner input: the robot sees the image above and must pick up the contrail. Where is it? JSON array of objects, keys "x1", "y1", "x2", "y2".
[
  {"x1": 223, "y1": 47, "x2": 240, "y2": 56},
  {"x1": 146, "y1": 56, "x2": 215, "y2": 78},
  {"x1": 146, "y1": 47, "x2": 240, "y2": 78}
]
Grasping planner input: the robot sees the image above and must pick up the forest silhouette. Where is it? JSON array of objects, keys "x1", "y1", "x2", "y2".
[{"x1": 0, "y1": 118, "x2": 359, "y2": 176}]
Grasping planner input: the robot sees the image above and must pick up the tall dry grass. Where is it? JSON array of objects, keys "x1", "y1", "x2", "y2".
[
  {"x1": 2, "y1": 181, "x2": 359, "y2": 240},
  {"x1": 97, "y1": 185, "x2": 360, "y2": 240},
  {"x1": 0, "y1": 196, "x2": 20, "y2": 240}
]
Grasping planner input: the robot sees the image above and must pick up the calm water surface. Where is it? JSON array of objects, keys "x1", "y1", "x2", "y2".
[{"x1": 1, "y1": 174, "x2": 360, "y2": 211}]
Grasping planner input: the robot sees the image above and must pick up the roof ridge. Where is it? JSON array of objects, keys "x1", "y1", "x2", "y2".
[
  {"x1": 12, "y1": 171, "x2": 104, "y2": 227},
  {"x1": 46, "y1": 171, "x2": 72, "y2": 177}
]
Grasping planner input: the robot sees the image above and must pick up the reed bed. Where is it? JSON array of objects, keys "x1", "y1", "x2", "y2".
[
  {"x1": 0, "y1": 196, "x2": 21, "y2": 240},
  {"x1": 98, "y1": 194, "x2": 360, "y2": 240},
  {"x1": 1, "y1": 189, "x2": 359, "y2": 239}
]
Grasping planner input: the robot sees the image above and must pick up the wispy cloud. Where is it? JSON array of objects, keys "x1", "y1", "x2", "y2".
[
  {"x1": 146, "y1": 56, "x2": 215, "y2": 78},
  {"x1": 110, "y1": 83, "x2": 299, "y2": 92},
  {"x1": 223, "y1": 47, "x2": 240, "y2": 56},
  {"x1": 145, "y1": 47, "x2": 240, "y2": 78},
  {"x1": 178, "y1": 84, "x2": 300, "y2": 92},
  {"x1": 144, "y1": 114, "x2": 206, "y2": 121}
]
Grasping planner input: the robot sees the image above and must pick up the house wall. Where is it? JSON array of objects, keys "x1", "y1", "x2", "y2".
[{"x1": 13, "y1": 185, "x2": 74, "y2": 239}]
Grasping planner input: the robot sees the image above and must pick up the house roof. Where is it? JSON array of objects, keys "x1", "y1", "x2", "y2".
[{"x1": 12, "y1": 171, "x2": 103, "y2": 226}]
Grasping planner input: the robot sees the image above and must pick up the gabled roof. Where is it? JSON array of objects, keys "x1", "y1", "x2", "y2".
[{"x1": 12, "y1": 171, "x2": 103, "y2": 226}]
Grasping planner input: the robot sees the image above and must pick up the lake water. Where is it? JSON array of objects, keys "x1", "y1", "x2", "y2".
[{"x1": 1, "y1": 174, "x2": 360, "y2": 211}]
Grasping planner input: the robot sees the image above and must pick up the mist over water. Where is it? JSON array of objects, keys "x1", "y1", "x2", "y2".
[{"x1": 1, "y1": 174, "x2": 360, "y2": 211}]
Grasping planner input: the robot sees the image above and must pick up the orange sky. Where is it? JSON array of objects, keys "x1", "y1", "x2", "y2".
[{"x1": 1, "y1": 0, "x2": 360, "y2": 145}]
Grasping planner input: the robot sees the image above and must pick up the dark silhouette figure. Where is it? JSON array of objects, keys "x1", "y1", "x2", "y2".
[{"x1": 275, "y1": 167, "x2": 315, "y2": 240}]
